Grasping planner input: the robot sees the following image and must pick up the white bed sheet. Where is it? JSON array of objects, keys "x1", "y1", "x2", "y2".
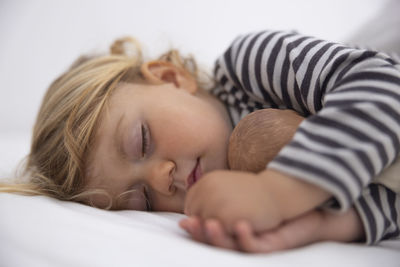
[{"x1": 1, "y1": 193, "x2": 399, "y2": 267}]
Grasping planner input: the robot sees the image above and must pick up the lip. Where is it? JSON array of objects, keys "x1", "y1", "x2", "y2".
[{"x1": 186, "y1": 158, "x2": 202, "y2": 190}]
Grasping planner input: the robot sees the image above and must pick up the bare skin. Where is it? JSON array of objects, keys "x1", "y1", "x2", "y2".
[
  {"x1": 180, "y1": 109, "x2": 364, "y2": 252},
  {"x1": 84, "y1": 60, "x2": 363, "y2": 252},
  {"x1": 180, "y1": 207, "x2": 363, "y2": 253}
]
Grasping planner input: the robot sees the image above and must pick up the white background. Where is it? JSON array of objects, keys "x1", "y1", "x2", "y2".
[{"x1": 0, "y1": 0, "x2": 394, "y2": 175}]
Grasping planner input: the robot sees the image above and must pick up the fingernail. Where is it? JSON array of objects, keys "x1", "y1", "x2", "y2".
[{"x1": 179, "y1": 220, "x2": 186, "y2": 228}]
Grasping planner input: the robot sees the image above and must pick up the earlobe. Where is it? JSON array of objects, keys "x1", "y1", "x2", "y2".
[{"x1": 141, "y1": 60, "x2": 197, "y2": 94}]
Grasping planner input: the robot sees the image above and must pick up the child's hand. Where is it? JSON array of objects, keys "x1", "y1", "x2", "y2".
[
  {"x1": 184, "y1": 169, "x2": 331, "y2": 233},
  {"x1": 179, "y1": 207, "x2": 364, "y2": 253},
  {"x1": 184, "y1": 170, "x2": 284, "y2": 233}
]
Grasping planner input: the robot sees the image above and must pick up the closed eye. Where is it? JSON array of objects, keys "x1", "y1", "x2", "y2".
[{"x1": 141, "y1": 124, "x2": 150, "y2": 158}]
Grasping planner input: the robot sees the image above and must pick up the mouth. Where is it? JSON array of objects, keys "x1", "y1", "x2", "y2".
[{"x1": 186, "y1": 158, "x2": 202, "y2": 190}]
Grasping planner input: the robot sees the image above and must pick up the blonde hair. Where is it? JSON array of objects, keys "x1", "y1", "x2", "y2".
[{"x1": 0, "y1": 37, "x2": 208, "y2": 207}]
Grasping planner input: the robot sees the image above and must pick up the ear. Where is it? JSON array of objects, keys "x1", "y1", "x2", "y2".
[{"x1": 140, "y1": 60, "x2": 197, "y2": 93}]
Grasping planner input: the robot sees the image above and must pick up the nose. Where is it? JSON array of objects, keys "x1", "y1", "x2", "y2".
[{"x1": 146, "y1": 160, "x2": 176, "y2": 196}]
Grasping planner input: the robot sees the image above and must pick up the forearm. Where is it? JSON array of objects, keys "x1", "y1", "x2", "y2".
[
  {"x1": 318, "y1": 207, "x2": 364, "y2": 242},
  {"x1": 258, "y1": 169, "x2": 332, "y2": 220}
]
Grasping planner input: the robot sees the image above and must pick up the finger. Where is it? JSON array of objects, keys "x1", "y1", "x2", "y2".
[
  {"x1": 179, "y1": 218, "x2": 189, "y2": 231},
  {"x1": 184, "y1": 186, "x2": 204, "y2": 216},
  {"x1": 180, "y1": 216, "x2": 208, "y2": 243},
  {"x1": 266, "y1": 211, "x2": 322, "y2": 251},
  {"x1": 251, "y1": 211, "x2": 323, "y2": 253},
  {"x1": 204, "y1": 219, "x2": 238, "y2": 250},
  {"x1": 234, "y1": 220, "x2": 265, "y2": 253},
  {"x1": 179, "y1": 217, "x2": 195, "y2": 234}
]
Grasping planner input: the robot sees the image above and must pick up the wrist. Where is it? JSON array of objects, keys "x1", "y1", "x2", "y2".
[
  {"x1": 257, "y1": 169, "x2": 332, "y2": 220},
  {"x1": 319, "y1": 207, "x2": 365, "y2": 242}
]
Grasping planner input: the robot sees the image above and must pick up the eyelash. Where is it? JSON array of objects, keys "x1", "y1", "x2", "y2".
[
  {"x1": 141, "y1": 124, "x2": 149, "y2": 158},
  {"x1": 139, "y1": 124, "x2": 151, "y2": 211},
  {"x1": 142, "y1": 185, "x2": 152, "y2": 211}
]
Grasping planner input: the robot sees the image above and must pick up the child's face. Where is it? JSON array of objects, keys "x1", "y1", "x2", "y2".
[{"x1": 85, "y1": 82, "x2": 232, "y2": 212}]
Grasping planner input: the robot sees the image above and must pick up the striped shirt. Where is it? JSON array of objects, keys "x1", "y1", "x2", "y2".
[{"x1": 212, "y1": 30, "x2": 400, "y2": 244}]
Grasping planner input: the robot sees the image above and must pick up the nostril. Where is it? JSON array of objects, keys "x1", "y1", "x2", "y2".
[{"x1": 163, "y1": 161, "x2": 176, "y2": 195}]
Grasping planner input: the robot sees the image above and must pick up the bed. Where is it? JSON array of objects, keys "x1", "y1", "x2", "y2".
[
  {"x1": 1, "y1": 192, "x2": 400, "y2": 267},
  {"x1": 1, "y1": 1, "x2": 399, "y2": 266}
]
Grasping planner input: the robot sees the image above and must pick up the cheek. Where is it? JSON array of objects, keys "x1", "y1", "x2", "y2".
[
  {"x1": 152, "y1": 114, "x2": 201, "y2": 147},
  {"x1": 150, "y1": 103, "x2": 230, "y2": 156}
]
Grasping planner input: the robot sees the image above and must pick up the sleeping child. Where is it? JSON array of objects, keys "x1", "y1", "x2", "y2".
[
  {"x1": 1, "y1": 30, "x2": 399, "y2": 253},
  {"x1": 179, "y1": 108, "x2": 399, "y2": 252}
]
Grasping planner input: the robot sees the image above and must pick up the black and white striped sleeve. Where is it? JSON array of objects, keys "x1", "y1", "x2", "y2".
[
  {"x1": 355, "y1": 184, "x2": 400, "y2": 244},
  {"x1": 213, "y1": 30, "x2": 400, "y2": 243}
]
